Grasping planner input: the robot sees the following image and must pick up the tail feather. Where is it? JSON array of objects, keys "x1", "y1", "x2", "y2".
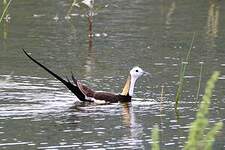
[
  {"x1": 23, "y1": 49, "x2": 87, "y2": 101},
  {"x1": 71, "y1": 72, "x2": 78, "y2": 85}
]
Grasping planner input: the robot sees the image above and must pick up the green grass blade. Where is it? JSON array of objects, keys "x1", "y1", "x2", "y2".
[
  {"x1": 151, "y1": 125, "x2": 160, "y2": 150},
  {"x1": 196, "y1": 62, "x2": 203, "y2": 100},
  {"x1": 0, "y1": 0, "x2": 12, "y2": 24},
  {"x1": 175, "y1": 33, "x2": 196, "y2": 109},
  {"x1": 203, "y1": 121, "x2": 223, "y2": 150}
]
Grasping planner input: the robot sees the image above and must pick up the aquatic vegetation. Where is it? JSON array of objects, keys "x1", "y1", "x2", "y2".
[
  {"x1": 152, "y1": 71, "x2": 223, "y2": 150},
  {"x1": 151, "y1": 125, "x2": 160, "y2": 150},
  {"x1": 184, "y1": 71, "x2": 223, "y2": 150},
  {"x1": 175, "y1": 32, "x2": 196, "y2": 109},
  {"x1": 175, "y1": 60, "x2": 186, "y2": 109},
  {"x1": 67, "y1": 0, "x2": 94, "y2": 16},
  {"x1": 67, "y1": 0, "x2": 106, "y2": 37},
  {"x1": 82, "y1": 0, "x2": 94, "y2": 10},
  {"x1": 66, "y1": 0, "x2": 95, "y2": 38},
  {"x1": 0, "y1": 0, "x2": 12, "y2": 24}
]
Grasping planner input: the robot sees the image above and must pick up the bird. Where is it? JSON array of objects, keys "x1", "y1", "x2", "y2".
[{"x1": 23, "y1": 49, "x2": 150, "y2": 104}]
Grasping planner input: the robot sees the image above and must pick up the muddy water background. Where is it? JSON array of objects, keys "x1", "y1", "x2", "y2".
[{"x1": 0, "y1": 0, "x2": 225, "y2": 149}]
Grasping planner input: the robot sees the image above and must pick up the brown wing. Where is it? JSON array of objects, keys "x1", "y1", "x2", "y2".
[
  {"x1": 93, "y1": 92, "x2": 118, "y2": 103},
  {"x1": 93, "y1": 92, "x2": 131, "y2": 103},
  {"x1": 77, "y1": 81, "x2": 95, "y2": 97}
]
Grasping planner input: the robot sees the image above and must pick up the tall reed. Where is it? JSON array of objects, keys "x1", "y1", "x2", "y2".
[
  {"x1": 175, "y1": 32, "x2": 196, "y2": 109},
  {"x1": 184, "y1": 71, "x2": 223, "y2": 150}
]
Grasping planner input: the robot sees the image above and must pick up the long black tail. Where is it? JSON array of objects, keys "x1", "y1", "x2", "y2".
[{"x1": 23, "y1": 49, "x2": 86, "y2": 101}]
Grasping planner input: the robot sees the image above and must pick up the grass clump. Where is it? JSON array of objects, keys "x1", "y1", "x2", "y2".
[{"x1": 184, "y1": 71, "x2": 223, "y2": 150}]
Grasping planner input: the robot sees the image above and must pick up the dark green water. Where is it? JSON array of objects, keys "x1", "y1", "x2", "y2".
[{"x1": 0, "y1": 0, "x2": 225, "y2": 149}]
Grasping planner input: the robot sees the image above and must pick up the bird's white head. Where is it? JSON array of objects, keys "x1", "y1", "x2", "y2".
[
  {"x1": 130, "y1": 66, "x2": 149, "y2": 80},
  {"x1": 121, "y1": 66, "x2": 150, "y2": 96},
  {"x1": 121, "y1": 66, "x2": 149, "y2": 96}
]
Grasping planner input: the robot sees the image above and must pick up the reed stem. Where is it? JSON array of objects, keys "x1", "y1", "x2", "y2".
[
  {"x1": 175, "y1": 32, "x2": 196, "y2": 109},
  {"x1": 160, "y1": 84, "x2": 164, "y2": 113},
  {"x1": 0, "y1": 0, "x2": 12, "y2": 24},
  {"x1": 196, "y1": 62, "x2": 203, "y2": 100}
]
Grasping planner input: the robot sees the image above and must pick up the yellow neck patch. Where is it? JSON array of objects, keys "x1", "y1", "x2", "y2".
[{"x1": 121, "y1": 75, "x2": 131, "y2": 96}]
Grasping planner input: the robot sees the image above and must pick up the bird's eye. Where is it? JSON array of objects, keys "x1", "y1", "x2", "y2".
[{"x1": 136, "y1": 70, "x2": 139, "y2": 72}]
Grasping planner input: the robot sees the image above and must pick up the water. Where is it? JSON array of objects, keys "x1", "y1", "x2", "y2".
[{"x1": 0, "y1": 0, "x2": 225, "y2": 149}]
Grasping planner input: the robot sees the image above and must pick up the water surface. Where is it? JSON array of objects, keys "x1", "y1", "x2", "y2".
[{"x1": 0, "y1": 0, "x2": 225, "y2": 149}]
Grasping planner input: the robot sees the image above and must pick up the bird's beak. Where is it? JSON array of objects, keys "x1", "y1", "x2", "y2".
[{"x1": 143, "y1": 71, "x2": 152, "y2": 77}]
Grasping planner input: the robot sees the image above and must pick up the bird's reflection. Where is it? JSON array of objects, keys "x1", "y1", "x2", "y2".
[
  {"x1": 121, "y1": 102, "x2": 134, "y2": 127},
  {"x1": 121, "y1": 102, "x2": 143, "y2": 147},
  {"x1": 67, "y1": 101, "x2": 144, "y2": 148}
]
